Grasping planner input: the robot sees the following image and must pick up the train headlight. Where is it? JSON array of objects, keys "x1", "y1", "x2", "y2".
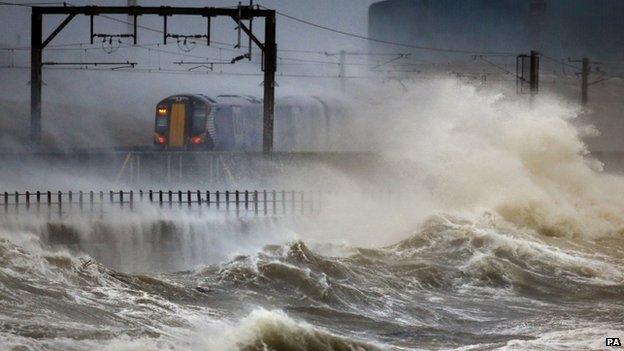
[{"x1": 157, "y1": 107, "x2": 167, "y2": 115}]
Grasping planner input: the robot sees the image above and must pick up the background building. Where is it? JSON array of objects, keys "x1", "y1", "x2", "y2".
[{"x1": 368, "y1": 0, "x2": 624, "y2": 62}]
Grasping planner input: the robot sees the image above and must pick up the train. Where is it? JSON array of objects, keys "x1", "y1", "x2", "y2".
[{"x1": 153, "y1": 94, "x2": 343, "y2": 151}]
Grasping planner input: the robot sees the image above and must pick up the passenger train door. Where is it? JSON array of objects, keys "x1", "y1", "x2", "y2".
[{"x1": 168, "y1": 102, "x2": 186, "y2": 147}]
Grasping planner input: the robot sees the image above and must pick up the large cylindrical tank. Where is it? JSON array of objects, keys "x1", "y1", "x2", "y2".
[{"x1": 368, "y1": 0, "x2": 624, "y2": 61}]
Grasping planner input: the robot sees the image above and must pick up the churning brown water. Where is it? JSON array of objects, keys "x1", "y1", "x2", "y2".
[{"x1": 1, "y1": 79, "x2": 624, "y2": 350}]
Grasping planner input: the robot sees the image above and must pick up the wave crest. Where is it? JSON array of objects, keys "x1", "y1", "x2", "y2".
[{"x1": 217, "y1": 309, "x2": 379, "y2": 351}]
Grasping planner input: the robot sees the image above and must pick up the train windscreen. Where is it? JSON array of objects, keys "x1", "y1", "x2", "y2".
[
  {"x1": 156, "y1": 116, "x2": 167, "y2": 127},
  {"x1": 192, "y1": 103, "x2": 207, "y2": 134}
]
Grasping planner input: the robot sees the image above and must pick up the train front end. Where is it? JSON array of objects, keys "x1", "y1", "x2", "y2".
[{"x1": 153, "y1": 95, "x2": 213, "y2": 150}]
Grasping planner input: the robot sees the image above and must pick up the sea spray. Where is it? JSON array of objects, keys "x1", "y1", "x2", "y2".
[
  {"x1": 317, "y1": 78, "x2": 624, "y2": 240},
  {"x1": 0, "y1": 208, "x2": 297, "y2": 272}
]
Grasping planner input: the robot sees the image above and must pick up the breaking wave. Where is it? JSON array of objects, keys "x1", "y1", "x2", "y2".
[
  {"x1": 354, "y1": 79, "x2": 624, "y2": 241},
  {"x1": 2, "y1": 211, "x2": 623, "y2": 350}
]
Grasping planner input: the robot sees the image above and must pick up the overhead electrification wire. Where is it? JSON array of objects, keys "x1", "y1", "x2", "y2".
[
  {"x1": 477, "y1": 56, "x2": 519, "y2": 78},
  {"x1": 0, "y1": 64, "x2": 417, "y2": 79},
  {"x1": 1, "y1": 1, "x2": 450, "y2": 60},
  {"x1": 7, "y1": 1, "x2": 620, "y2": 78},
  {"x1": 0, "y1": 1, "x2": 65, "y2": 6},
  {"x1": 264, "y1": 6, "x2": 517, "y2": 55},
  {"x1": 540, "y1": 53, "x2": 581, "y2": 71},
  {"x1": 4, "y1": 1, "x2": 514, "y2": 57},
  {"x1": 93, "y1": 8, "x2": 414, "y2": 58},
  {"x1": 1, "y1": 0, "x2": 246, "y2": 54}
]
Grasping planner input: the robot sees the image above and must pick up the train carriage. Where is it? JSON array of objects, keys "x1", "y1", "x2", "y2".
[
  {"x1": 154, "y1": 94, "x2": 341, "y2": 152},
  {"x1": 274, "y1": 96, "x2": 330, "y2": 152},
  {"x1": 153, "y1": 94, "x2": 261, "y2": 151}
]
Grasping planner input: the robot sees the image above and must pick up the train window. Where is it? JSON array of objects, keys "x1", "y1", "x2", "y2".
[
  {"x1": 192, "y1": 104, "x2": 207, "y2": 134},
  {"x1": 232, "y1": 106, "x2": 242, "y2": 136},
  {"x1": 156, "y1": 117, "x2": 168, "y2": 127}
]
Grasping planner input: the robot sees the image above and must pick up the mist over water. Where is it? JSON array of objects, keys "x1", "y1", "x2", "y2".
[{"x1": 1, "y1": 78, "x2": 624, "y2": 350}]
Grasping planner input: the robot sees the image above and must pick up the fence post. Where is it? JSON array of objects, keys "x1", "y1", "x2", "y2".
[
  {"x1": 149, "y1": 190, "x2": 153, "y2": 204},
  {"x1": 159, "y1": 190, "x2": 163, "y2": 207},
  {"x1": 263, "y1": 190, "x2": 268, "y2": 216},
  {"x1": 272, "y1": 190, "x2": 276, "y2": 215},
  {"x1": 57, "y1": 191, "x2": 62, "y2": 218},
  {"x1": 36, "y1": 191, "x2": 41, "y2": 214},
  {"x1": 100, "y1": 191, "x2": 104, "y2": 217},
  {"x1": 2, "y1": 192, "x2": 7, "y2": 215},
  {"x1": 187, "y1": 190, "x2": 192, "y2": 208},
  {"x1": 225, "y1": 190, "x2": 230, "y2": 214},
  {"x1": 15, "y1": 191, "x2": 19, "y2": 213},
  {"x1": 216, "y1": 191, "x2": 220, "y2": 210},
  {"x1": 235, "y1": 190, "x2": 240, "y2": 216},
  {"x1": 168, "y1": 190, "x2": 173, "y2": 208},
  {"x1": 282, "y1": 190, "x2": 286, "y2": 215},
  {"x1": 47, "y1": 191, "x2": 52, "y2": 219},
  {"x1": 79, "y1": 191, "x2": 83, "y2": 213},
  {"x1": 244, "y1": 190, "x2": 249, "y2": 212},
  {"x1": 90, "y1": 191, "x2": 94, "y2": 213},
  {"x1": 109, "y1": 191, "x2": 113, "y2": 204},
  {"x1": 206, "y1": 190, "x2": 211, "y2": 208},
  {"x1": 67, "y1": 191, "x2": 73, "y2": 215},
  {"x1": 139, "y1": 190, "x2": 144, "y2": 202},
  {"x1": 129, "y1": 190, "x2": 134, "y2": 210},
  {"x1": 254, "y1": 190, "x2": 258, "y2": 216},
  {"x1": 25, "y1": 191, "x2": 30, "y2": 210},
  {"x1": 119, "y1": 190, "x2": 124, "y2": 207},
  {"x1": 178, "y1": 190, "x2": 182, "y2": 207}
]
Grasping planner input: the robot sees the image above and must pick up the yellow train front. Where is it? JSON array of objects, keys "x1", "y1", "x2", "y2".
[
  {"x1": 153, "y1": 94, "x2": 221, "y2": 150},
  {"x1": 153, "y1": 94, "x2": 342, "y2": 151}
]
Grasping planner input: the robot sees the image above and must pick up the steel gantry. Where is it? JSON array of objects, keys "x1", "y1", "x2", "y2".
[{"x1": 31, "y1": 5, "x2": 277, "y2": 153}]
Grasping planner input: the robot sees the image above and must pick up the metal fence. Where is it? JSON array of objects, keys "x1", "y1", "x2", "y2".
[{"x1": 0, "y1": 190, "x2": 319, "y2": 219}]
